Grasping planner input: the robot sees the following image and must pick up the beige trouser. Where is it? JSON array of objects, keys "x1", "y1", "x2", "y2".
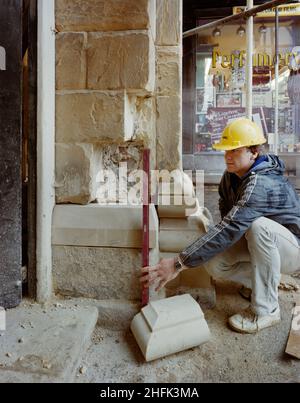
[{"x1": 204, "y1": 217, "x2": 300, "y2": 315}]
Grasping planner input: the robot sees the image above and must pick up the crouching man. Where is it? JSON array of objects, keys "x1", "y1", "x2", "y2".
[{"x1": 141, "y1": 117, "x2": 300, "y2": 334}]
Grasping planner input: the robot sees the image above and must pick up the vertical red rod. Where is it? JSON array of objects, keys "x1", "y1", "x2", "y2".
[{"x1": 141, "y1": 149, "x2": 150, "y2": 307}]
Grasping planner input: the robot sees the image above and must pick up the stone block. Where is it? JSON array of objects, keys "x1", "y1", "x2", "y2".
[
  {"x1": 160, "y1": 216, "x2": 207, "y2": 233},
  {"x1": 53, "y1": 245, "x2": 142, "y2": 300},
  {"x1": 52, "y1": 204, "x2": 159, "y2": 249},
  {"x1": 156, "y1": 46, "x2": 181, "y2": 96},
  {"x1": 157, "y1": 170, "x2": 194, "y2": 197},
  {"x1": 130, "y1": 294, "x2": 210, "y2": 361},
  {"x1": 53, "y1": 245, "x2": 159, "y2": 301},
  {"x1": 157, "y1": 196, "x2": 199, "y2": 218},
  {"x1": 156, "y1": 0, "x2": 182, "y2": 46},
  {"x1": 131, "y1": 96, "x2": 156, "y2": 170},
  {"x1": 156, "y1": 95, "x2": 182, "y2": 171},
  {"x1": 56, "y1": 91, "x2": 134, "y2": 143},
  {"x1": 0, "y1": 302, "x2": 98, "y2": 383},
  {"x1": 159, "y1": 216, "x2": 206, "y2": 253},
  {"x1": 55, "y1": 143, "x2": 102, "y2": 204},
  {"x1": 56, "y1": 33, "x2": 86, "y2": 90},
  {"x1": 160, "y1": 253, "x2": 216, "y2": 309},
  {"x1": 180, "y1": 268, "x2": 212, "y2": 289},
  {"x1": 56, "y1": 0, "x2": 156, "y2": 38},
  {"x1": 87, "y1": 32, "x2": 155, "y2": 92}
]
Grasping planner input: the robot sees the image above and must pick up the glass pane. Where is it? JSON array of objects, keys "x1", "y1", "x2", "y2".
[
  {"x1": 194, "y1": 21, "x2": 247, "y2": 154},
  {"x1": 183, "y1": 3, "x2": 300, "y2": 185},
  {"x1": 253, "y1": 10, "x2": 300, "y2": 155}
]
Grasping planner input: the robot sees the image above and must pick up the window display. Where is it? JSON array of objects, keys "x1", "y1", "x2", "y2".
[{"x1": 192, "y1": 12, "x2": 300, "y2": 155}]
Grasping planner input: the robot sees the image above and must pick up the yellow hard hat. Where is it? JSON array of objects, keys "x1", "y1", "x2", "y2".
[{"x1": 213, "y1": 117, "x2": 266, "y2": 151}]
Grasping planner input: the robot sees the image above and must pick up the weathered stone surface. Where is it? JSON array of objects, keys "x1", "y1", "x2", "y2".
[
  {"x1": 180, "y1": 268, "x2": 213, "y2": 289},
  {"x1": 52, "y1": 204, "x2": 159, "y2": 248},
  {"x1": 156, "y1": 95, "x2": 182, "y2": 171},
  {"x1": 131, "y1": 96, "x2": 156, "y2": 169},
  {"x1": 96, "y1": 144, "x2": 144, "y2": 205},
  {"x1": 56, "y1": 91, "x2": 134, "y2": 143},
  {"x1": 156, "y1": 0, "x2": 182, "y2": 46},
  {"x1": 55, "y1": 143, "x2": 102, "y2": 204},
  {"x1": 95, "y1": 299, "x2": 139, "y2": 331},
  {"x1": 0, "y1": 301, "x2": 98, "y2": 383},
  {"x1": 160, "y1": 216, "x2": 207, "y2": 233},
  {"x1": 159, "y1": 217, "x2": 206, "y2": 253},
  {"x1": 87, "y1": 32, "x2": 155, "y2": 92},
  {"x1": 132, "y1": 96, "x2": 156, "y2": 143},
  {"x1": 56, "y1": 0, "x2": 156, "y2": 38},
  {"x1": 53, "y1": 246, "x2": 158, "y2": 300},
  {"x1": 156, "y1": 46, "x2": 181, "y2": 96},
  {"x1": 159, "y1": 253, "x2": 216, "y2": 309},
  {"x1": 158, "y1": 170, "x2": 194, "y2": 196},
  {"x1": 157, "y1": 196, "x2": 199, "y2": 218},
  {"x1": 56, "y1": 33, "x2": 86, "y2": 90},
  {"x1": 0, "y1": 4, "x2": 22, "y2": 310}
]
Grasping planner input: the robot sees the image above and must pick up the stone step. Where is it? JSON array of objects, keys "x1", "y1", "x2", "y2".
[
  {"x1": 159, "y1": 216, "x2": 206, "y2": 252},
  {"x1": 0, "y1": 300, "x2": 98, "y2": 383},
  {"x1": 52, "y1": 204, "x2": 158, "y2": 249}
]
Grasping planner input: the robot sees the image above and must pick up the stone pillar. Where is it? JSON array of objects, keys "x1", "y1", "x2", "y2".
[{"x1": 156, "y1": 0, "x2": 183, "y2": 171}]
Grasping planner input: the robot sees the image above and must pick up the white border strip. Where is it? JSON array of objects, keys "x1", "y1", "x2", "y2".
[{"x1": 36, "y1": 0, "x2": 55, "y2": 302}]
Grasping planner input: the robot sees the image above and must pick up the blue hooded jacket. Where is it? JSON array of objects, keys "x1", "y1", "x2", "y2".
[{"x1": 179, "y1": 154, "x2": 300, "y2": 267}]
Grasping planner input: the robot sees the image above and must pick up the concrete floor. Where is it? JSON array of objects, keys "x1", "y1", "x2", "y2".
[{"x1": 74, "y1": 278, "x2": 300, "y2": 383}]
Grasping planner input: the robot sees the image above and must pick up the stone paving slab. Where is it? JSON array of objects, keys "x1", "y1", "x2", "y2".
[{"x1": 0, "y1": 300, "x2": 98, "y2": 383}]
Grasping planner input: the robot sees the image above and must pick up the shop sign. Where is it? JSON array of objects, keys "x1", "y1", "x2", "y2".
[
  {"x1": 0, "y1": 46, "x2": 6, "y2": 70},
  {"x1": 212, "y1": 50, "x2": 296, "y2": 69},
  {"x1": 206, "y1": 107, "x2": 268, "y2": 142},
  {"x1": 233, "y1": 3, "x2": 300, "y2": 17}
]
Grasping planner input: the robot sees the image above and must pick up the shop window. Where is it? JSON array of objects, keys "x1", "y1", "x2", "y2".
[{"x1": 184, "y1": 6, "x2": 300, "y2": 158}]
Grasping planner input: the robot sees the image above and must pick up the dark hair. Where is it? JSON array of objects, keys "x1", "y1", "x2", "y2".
[{"x1": 248, "y1": 145, "x2": 264, "y2": 160}]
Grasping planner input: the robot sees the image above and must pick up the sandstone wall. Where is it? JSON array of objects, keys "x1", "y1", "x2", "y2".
[
  {"x1": 55, "y1": 0, "x2": 182, "y2": 204},
  {"x1": 156, "y1": 0, "x2": 183, "y2": 171},
  {"x1": 54, "y1": 0, "x2": 183, "y2": 301}
]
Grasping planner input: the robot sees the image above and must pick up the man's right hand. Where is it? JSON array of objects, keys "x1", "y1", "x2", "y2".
[{"x1": 140, "y1": 257, "x2": 181, "y2": 292}]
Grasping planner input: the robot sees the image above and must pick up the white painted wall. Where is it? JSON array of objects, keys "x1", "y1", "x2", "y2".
[{"x1": 36, "y1": 0, "x2": 55, "y2": 302}]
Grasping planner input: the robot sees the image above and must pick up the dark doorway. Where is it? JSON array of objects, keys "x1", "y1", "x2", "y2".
[
  {"x1": 22, "y1": 0, "x2": 37, "y2": 300},
  {"x1": 0, "y1": 0, "x2": 37, "y2": 309}
]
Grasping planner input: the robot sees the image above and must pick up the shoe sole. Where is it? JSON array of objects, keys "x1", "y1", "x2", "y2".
[{"x1": 228, "y1": 317, "x2": 281, "y2": 334}]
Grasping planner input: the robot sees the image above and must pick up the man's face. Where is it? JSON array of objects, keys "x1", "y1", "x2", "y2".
[{"x1": 225, "y1": 147, "x2": 257, "y2": 177}]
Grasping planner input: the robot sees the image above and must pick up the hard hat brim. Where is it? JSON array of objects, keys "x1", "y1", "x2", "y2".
[{"x1": 213, "y1": 139, "x2": 266, "y2": 151}]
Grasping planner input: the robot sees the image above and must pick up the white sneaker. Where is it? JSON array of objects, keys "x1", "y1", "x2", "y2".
[{"x1": 228, "y1": 306, "x2": 281, "y2": 334}]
